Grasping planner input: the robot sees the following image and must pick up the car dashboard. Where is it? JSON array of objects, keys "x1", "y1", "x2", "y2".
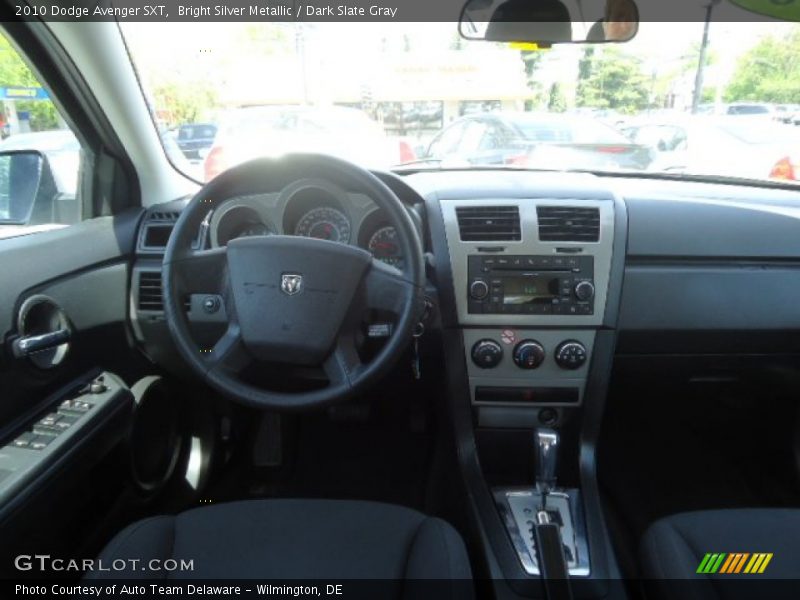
[{"x1": 123, "y1": 166, "x2": 800, "y2": 587}]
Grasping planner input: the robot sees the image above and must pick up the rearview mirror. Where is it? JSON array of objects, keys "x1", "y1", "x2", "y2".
[
  {"x1": 0, "y1": 151, "x2": 55, "y2": 225},
  {"x1": 459, "y1": 0, "x2": 639, "y2": 45}
]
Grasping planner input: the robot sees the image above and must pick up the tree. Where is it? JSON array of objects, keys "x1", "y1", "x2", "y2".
[
  {"x1": 575, "y1": 46, "x2": 650, "y2": 113},
  {"x1": 725, "y1": 27, "x2": 800, "y2": 103},
  {"x1": 0, "y1": 34, "x2": 59, "y2": 130},
  {"x1": 548, "y1": 82, "x2": 567, "y2": 113},
  {"x1": 520, "y1": 49, "x2": 547, "y2": 110}
]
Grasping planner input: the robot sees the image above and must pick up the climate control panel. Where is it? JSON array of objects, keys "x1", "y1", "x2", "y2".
[
  {"x1": 471, "y1": 337, "x2": 586, "y2": 371},
  {"x1": 465, "y1": 329, "x2": 594, "y2": 407},
  {"x1": 471, "y1": 339, "x2": 504, "y2": 369}
]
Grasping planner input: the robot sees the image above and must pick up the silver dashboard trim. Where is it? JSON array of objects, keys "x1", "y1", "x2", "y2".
[{"x1": 440, "y1": 197, "x2": 615, "y2": 327}]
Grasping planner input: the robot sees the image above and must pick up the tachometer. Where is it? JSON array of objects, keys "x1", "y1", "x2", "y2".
[
  {"x1": 294, "y1": 207, "x2": 351, "y2": 243},
  {"x1": 368, "y1": 226, "x2": 403, "y2": 268}
]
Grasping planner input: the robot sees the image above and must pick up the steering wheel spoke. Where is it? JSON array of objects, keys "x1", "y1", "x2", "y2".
[
  {"x1": 204, "y1": 322, "x2": 251, "y2": 375},
  {"x1": 363, "y1": 258, "x2": 416, "y2": 314},
  {"x1": 171, "y1": 247, "x2": 229, "y2": 294},
  {"x1": 322, "y1": 332, "x2": 363, "y2": 389}
]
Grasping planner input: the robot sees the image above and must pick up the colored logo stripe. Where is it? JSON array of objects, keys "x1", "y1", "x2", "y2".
[
  {"x1": 697, "y1": 553, "x2": 726, "y2": 573},
  {"x1": 744, "y1": 553, "x2": 773, "y2": 574},
  {"x1": 719, "y1": 553, "x2": 749, "y2": 574},
  {"x1": 697, "y1": 553, "x2": 773, "y2": 574}
]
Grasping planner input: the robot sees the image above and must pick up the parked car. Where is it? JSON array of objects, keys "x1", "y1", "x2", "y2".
[
  {"x1": 422, "y1": 112, "x2": 654, "y2": 171},
  {"x1": 622, "y1": 116, "x2": 800, "y2": 181},
  {"x1": 203, "y1": 105, "x2": 414, "y2": 181},
  {"x1": 724, "y1": 102, "x2": 777, "y2": 118},
  {"x1": 774, "y1": 104, "x2": 800, "y2": 124},
  {"x1": 174, "y1": 122, "x2": 217, "y2": 159}
]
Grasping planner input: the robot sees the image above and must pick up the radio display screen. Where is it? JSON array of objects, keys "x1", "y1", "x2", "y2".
[{"x1": 503, "y1": 276, "x2": 560, "y2": 305}]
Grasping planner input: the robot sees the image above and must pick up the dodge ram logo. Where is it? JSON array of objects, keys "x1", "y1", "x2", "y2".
[{"x1": 281, "y1": 274, "x2": 303, "y2": 296}]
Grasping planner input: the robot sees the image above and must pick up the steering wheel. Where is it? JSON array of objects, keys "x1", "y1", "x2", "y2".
[{"x1": 162, "y1": 154, "x2": 425, "y2": 411}]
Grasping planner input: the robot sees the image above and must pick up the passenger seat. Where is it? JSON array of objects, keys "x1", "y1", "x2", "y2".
[{"x1": 640, "y1": 509, "x2": 799, "y2": 599}]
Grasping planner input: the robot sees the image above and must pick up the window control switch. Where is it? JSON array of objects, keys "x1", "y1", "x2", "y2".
[
  {"x1": 12, "y1": 432, "x2": 37, "y2": 449},
  {"x1": 33, "y1": 423, "x2": 61, "y2": 437},
  {"x1": 54, "y1": 419, "x2": 75, "y2": 430},
  {"x1": 58, "y1": 399, "x2": 92, "y2": 416},
  {"x1": 30, "y1": 435, "x2": 53, "y2": 450},
  {"x1": 39, "y1": 412, "x2": 62, "y2": 427}
]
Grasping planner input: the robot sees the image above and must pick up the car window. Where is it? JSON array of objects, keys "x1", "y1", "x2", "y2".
[
  {"x1": 629, "y1": 125, "x2": 687, "y2": 151},
  {"x1": 459, "y1": 121, "x2": 489, "y2": 154},
  {"x1": 728, "y1": 105, "x2": 770, "y2": 115},
  {"x1": 0, "y1": 31, "x2": 84, "y2": 240},
  {"x1": 479, "y1": 123, "x2": 505, "y2": 151},
  {"x1": 428, "y1": 122, "x2": 467, "y2": 158}
]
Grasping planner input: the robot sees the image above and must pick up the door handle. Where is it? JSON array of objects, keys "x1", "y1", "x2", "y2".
[{"x1": 12, "y1": 329, "x2": 71, "y2": 358}]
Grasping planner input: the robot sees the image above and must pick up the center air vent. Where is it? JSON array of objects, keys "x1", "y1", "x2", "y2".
[
  {"x1": 537, "y1": 206, "x2": 600, "y2": 242},
  {"x1": 456, "y1": 206, "x2": 521, "y2": 242}
]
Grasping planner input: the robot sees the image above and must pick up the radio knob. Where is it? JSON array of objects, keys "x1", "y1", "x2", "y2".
[
  {"x1": 469, "y1": 279, "x2": 490, "y2": 300},
  {"x1": 513, "y1": 340, "x2": 546, "y2": 370},
  {"x1": 555, "y1": 340, "x2": 588, "y2": 370},
  {"x1": 574, "y1": 281, "x2": 595, "y2": 302},
  {"x1": 471, "y1": 339, "x2": 503, "y2": 369}
]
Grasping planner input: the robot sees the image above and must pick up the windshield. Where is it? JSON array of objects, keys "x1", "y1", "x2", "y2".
[{"x1": 120, "y1": 21, "x2": 800, "y2": 184}]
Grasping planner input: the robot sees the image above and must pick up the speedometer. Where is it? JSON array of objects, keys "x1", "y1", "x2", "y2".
[
  {"x1": 294, "y1": 207, "x2": 351, "y2": 244},
  {"x1": 368, "y1": 226, "x2": 403, "y2": 268}
]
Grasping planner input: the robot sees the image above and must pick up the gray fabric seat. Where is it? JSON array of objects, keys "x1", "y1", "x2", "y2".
[
  {"x1": 640, "y1": 509, "x2": 800, "y2": 600},
  {"x1": 88, "y1": 498, "x2": 473, "y2": 595}
]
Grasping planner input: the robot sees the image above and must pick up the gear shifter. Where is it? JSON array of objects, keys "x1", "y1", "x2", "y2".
[
  {"x1": 494, "y1": 427, "x2": 589, "y2": 578},
  {"x1": 535, "y1": 428, "x2": 559, "y2": 509}
]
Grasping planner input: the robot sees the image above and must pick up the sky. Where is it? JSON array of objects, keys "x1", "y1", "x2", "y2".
[{"x1": 121, "y1": 20, "x2": 798, "y2": 108}]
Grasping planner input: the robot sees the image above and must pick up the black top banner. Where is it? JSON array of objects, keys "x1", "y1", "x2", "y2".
[{"x1": 0, "y1": 0, "x2": 795, "y2": 23}]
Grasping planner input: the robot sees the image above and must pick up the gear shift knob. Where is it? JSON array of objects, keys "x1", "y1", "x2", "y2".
[{"x1": 535, "y1": 428, "x2": 559, "y2": 498}]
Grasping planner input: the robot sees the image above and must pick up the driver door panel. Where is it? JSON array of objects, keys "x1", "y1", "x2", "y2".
[{"x1": 0, "y1": 211, "x2": 144, "y2": 573}]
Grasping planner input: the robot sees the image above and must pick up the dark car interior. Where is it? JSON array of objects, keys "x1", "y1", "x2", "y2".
[{"x1": 2, "y1": 5, "x2": 800, "y2": 600}]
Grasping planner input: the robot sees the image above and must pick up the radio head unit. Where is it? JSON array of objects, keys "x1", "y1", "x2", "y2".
[{"x1": 467, "y1": 255, "x2": 594, "y2": 315}]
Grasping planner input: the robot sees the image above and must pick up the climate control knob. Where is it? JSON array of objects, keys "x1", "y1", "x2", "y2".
[
  {"x1": 469, "y1": 279, "x2": 490, "y2": 300},
  {"x1": 555, "y1": 340, "x2": 588, "y2": 370},
  {"x1": 574, "y1": 281, "x2": 595, "y2": 302},
  {"x1": 512, "y1": 340, "x2": 546, "y2": 370},
  {"x1": 471, "y1": 339, "x2": 503, "y2": 369}
]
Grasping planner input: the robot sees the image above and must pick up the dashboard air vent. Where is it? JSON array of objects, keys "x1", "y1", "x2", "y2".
[
  {"x1": 138, "y1": 272, "x2": 164, "y2": 311},
  {"x1": 149, "y1": 211, "x2": 180, "y2": 221},
  {"x1": 137, "y1": 272, "x2": 191, "y2": 312},
  {"x1": 456, "y1": 206, "x2": 521, "y2": 242},
  {"x1": 537, "y1": 206, "x2": 600, "y2": 242}
]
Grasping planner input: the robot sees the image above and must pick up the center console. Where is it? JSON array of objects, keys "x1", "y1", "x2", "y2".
[
  {"x1": 426, "y1": 173, "x2": 626, "y2": 597},
  {"x1": 440, "y1": 198, "x2": 615, "y2": 426}
]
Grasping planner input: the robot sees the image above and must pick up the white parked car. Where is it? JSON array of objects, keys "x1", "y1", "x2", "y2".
[{"x1": 623, "y1": 117, "x2": 800, "y2": 181}]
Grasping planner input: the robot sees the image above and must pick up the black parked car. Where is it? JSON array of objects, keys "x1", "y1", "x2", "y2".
[
  {"x1": 175, "y1": 122, "x2": 217, "y2": 159},
  {"x1": 424, "y1": 111, "x2": 654, "y2": 171}
]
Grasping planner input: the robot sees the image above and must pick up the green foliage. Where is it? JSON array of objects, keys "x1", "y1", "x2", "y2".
[
  {"x1": 575, "y1": 46, "x2": 650, "y2": 114},
  {"x1": 725, "y1": 27, "x2": 800, "y2": 103},
  {"x1": 0, "y1": 34, "x2": 59, "y2": 130},
  {"x1": 520, "y1": 49, "x2": 547, "y2": 109},
  {"x1": 151, "y1": 80, "x2": 217, "y2": 125},
  {"x1": 548, "y1": 82, "x2": 567, "y2": 113}
]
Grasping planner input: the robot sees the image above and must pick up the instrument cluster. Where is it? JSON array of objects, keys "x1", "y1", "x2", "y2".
[{"x1": 209, "y1": 180, "x2": 404, "y2": 268}]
